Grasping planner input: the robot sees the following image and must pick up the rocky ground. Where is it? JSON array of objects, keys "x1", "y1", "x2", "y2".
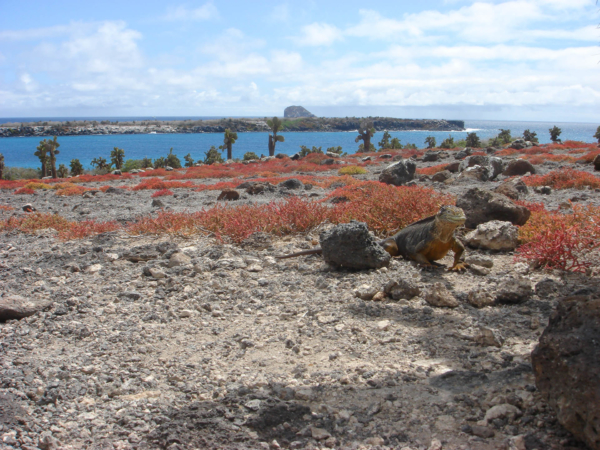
[{"x1": 0, "y1": 149, "x2": 598, "y2": 450}]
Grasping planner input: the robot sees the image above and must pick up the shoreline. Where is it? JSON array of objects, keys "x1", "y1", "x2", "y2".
[{"x1": 0, "y1": 116, "x2": 465, "y2": 138}]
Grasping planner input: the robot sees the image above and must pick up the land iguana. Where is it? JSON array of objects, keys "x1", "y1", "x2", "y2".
[{"x1": 276, "y1": 205, "x2": 469, "y2": 271}]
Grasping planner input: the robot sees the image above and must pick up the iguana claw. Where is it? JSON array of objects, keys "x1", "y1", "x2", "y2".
[{"x1": 448, "y1": 262, "x2": 469, "y2": 272}]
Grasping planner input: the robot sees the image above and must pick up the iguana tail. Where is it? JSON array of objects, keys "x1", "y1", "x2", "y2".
[{"x1": 275, "y1": 248, "x2": 323, "y2": 259}]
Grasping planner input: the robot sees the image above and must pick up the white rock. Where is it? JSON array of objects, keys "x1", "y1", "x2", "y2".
[
  {"x1": 85, "y1": 264, "x2": 103, "y2": 274},
  {"x1": 466, "y1": 220, "x2": 519, "y2": 251},
  {"x1": 149, "y1": 268, "x2": 166, "y2": 279},
  {"x1": 376, "y1": 320, "x2": 391, "y2": 331}
]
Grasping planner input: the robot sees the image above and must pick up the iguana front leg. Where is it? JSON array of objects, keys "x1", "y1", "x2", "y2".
[{"x1": 449, "y1": 238, "x2": 469, "y2": 271}]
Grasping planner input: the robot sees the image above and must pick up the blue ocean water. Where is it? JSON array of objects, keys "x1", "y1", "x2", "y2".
[{"x1": 0, "y1": 119, "x2": 597, "y2": 169}]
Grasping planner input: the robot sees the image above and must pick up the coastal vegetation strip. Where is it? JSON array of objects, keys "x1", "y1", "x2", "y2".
[{"x1": 0, "y1": 116, "x2": 465, "y2": 137}]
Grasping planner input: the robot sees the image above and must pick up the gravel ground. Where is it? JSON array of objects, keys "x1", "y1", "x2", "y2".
[{"x1": 0, "y1": 152, "x2": 598, "y2": 450}]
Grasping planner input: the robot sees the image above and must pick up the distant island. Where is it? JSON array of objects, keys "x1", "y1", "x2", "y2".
[{"x1": 0, "y1": 108, "x2": 464, "y2": 138}]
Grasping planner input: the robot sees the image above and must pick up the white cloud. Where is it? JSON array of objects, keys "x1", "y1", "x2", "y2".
[
  {"x1": 345, "y1": 2, "x2": 597, "y2": 44},
  {"x1": 293, "y1": 23, "x2": 343, "y2": 46},
  {"x1": 164, "y1": 2, "x2": 218, "y2": 21}
]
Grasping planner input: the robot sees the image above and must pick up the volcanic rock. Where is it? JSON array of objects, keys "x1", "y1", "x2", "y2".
[
  {"x1": 319, "y1": 221, "x2": 390, "y2": 270},
  {"x1": 378, "y1": 160, "x2": 416, "y2": 186},
  {"x1": 465, "y1": 220, "x2": 519, "y2": 251},
  {"x1": 456, "y1": 188, "x2": 531, "y2": 228},
  {"x1": 0, "y1": 295, "x2": 52, "y2": 321},
  {"x1": 217, "y1": 189, "x2": 240, "y2": 201},
  {"x1": 532, "y1": 295, "x2": 600, "y2": 450},
  {"x1": 503, "y1": 159, "x2": 536, "y2": 176}
]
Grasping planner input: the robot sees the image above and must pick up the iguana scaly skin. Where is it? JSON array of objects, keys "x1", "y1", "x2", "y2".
[{"x1": 276, "y1": 205, "x2": 468, "y2": 271}]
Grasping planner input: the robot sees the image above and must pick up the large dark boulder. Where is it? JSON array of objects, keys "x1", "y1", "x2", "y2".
[
  {"x1": 593, "y1": 154, "x2": 600, "y2": 171},
  {"x1": 320, "y1": 222, "x2": 390, "y2": 270},
  {"x1": 378, "y1": 160, "x2": 416, "y2": 186},
  {"x1": 0, "y1": 295, "x2": 52, "y2": 321},
  {"x1": 278, "y1": 178, "x2": 304, "y2": 190},
  {"x1": 532, "y1": 295, "x2": 600, "y2": 450},
  {"x1": 502, "y1": 159, "x2": 536, "y2": 176},
  {"x1": 456, "y1": 188, "x2": 531, "y2": 228}
]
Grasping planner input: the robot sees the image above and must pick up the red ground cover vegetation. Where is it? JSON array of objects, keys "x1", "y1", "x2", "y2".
[
  {"x1": 14, "y1": 188, "x2": 36, "y2": 195},
  {"x1": 127, "y1": 182, "x2": 453, "y2": 242},
  {"x1": 151, "y1": 189, "x2": 174, "y2": 197},
  {"x1": 0, "y1": 213, "x2": 119, "y2": 240},
  {"x1": 0, "y1": 205, "x2": 14, "y2": 211},
  {"x1": 523, "y1": 169, "x2": 600, "y2": 190},
  {"x1": 416, "y1": 164, "x2": 448, "y2": 176},
  {"x1": 517, "y1": 204, "x2": 600, "y2": 273},
  {"x1": 325, "y1": 182, "x2": 454, "y2": 236},
  {"x1": 131, "y1": 178, "x2": 195, "y2": 191}
]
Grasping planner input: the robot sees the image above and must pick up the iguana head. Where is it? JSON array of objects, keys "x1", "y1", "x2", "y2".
[{"x1": 436, "y1": 205, "x2": 466, "y2": 225}]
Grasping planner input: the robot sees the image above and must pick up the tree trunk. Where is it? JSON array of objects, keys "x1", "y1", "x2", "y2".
[
  {"x1": 227, "y1": 143, "x2": 232, "y2": 161},
  {"x1": 49, "y1": 150, "x2": 57, "y2": 178},
  {"x1": 268, "y1": 135, "x2": 275, "y2": 156},
  {"x1": 364, "y1": 135, "x2": 371, "y2": 152}
]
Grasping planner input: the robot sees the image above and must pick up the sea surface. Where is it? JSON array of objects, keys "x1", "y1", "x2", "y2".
[{"x1": 0, "y1": 119, "x2": 597, "y2": 169}]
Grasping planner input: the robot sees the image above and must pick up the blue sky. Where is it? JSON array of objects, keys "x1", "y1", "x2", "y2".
[{"x1": 0, "y1": 0, "x2": 599, "y2": 121}]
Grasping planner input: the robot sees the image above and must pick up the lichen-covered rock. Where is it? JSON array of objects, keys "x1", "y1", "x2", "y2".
[
  {"x1": 532, "y1": 295, "x2": 600, "y2": 450},
  {"x1": 0, "y1": 295, "x2": 52, "y2": 321},
  {"x1": 465, "y1": 220, "x2": 519, "y2": 251},
  {"x1": 458, "y1": 155, "x2": 504, "y2": 180},
  {"x1": 458, "y1": 165, "x2": 490, "y2": 182},
  {"x1": 378, "y1": 160, "x2": 416, "y2": 186},
  {"x1": 456, "y1": 188, "x2": 531, "y2": 228},
  {"x1": 320, "y1": 221, "x2": 390, "y2": 270}
]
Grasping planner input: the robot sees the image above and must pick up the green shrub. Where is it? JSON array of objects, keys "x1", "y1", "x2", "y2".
[
  {"x1": 243, "y1": 152, "x2": 259, "y2": 161},
  {"x1": 204, "y1": 146, "x2": 224, "y2": 165},
  {"x1": 122, "y1": 159, "x2": 144, "y2": 172}
]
